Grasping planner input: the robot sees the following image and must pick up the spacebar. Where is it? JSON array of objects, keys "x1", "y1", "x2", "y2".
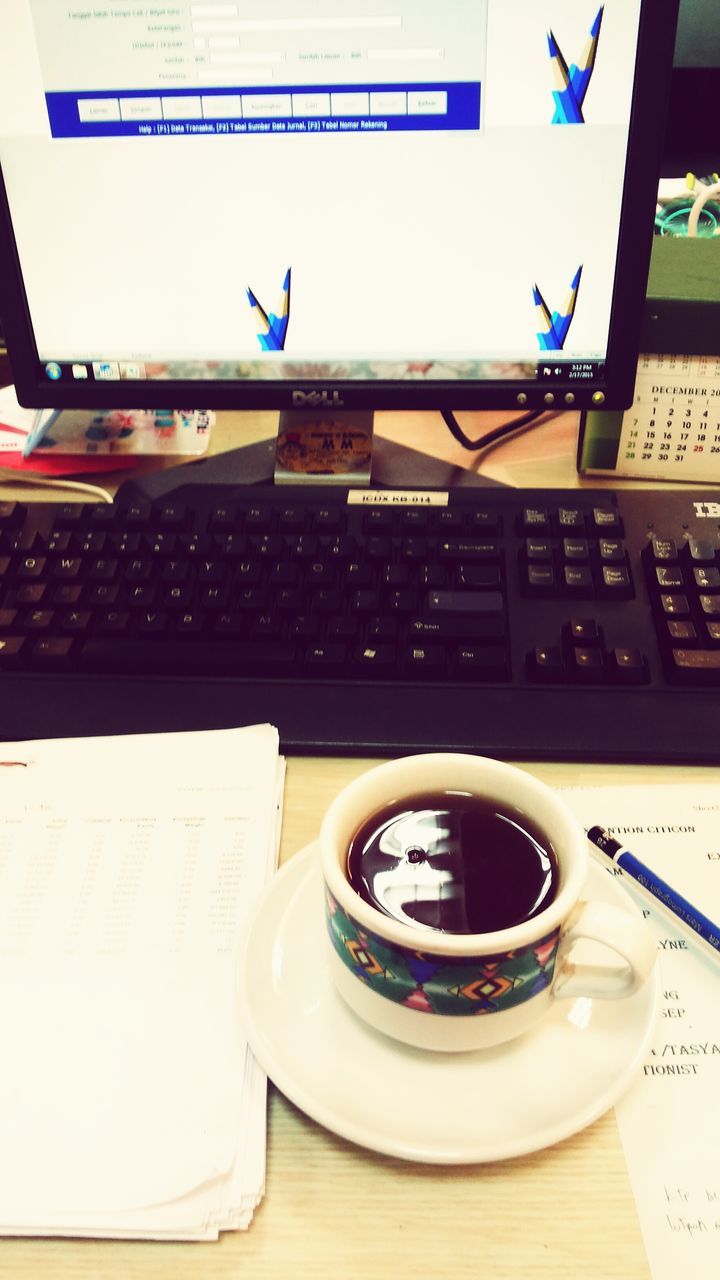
[{"x1": 80, "y1": 639, "x2": 296, "y2": 675}]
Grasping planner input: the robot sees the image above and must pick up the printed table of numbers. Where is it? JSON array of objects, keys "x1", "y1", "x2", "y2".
[{"x1": 616, "y1": 353, "x2": 720, "y2": 481}]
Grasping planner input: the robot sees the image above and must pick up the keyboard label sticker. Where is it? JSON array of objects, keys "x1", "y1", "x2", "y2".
[{"x1": 347, "y1": 490, "x2": 448, "y2": 506}]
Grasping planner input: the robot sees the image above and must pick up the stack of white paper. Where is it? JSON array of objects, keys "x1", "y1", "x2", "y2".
[{"x1": 0, "y1": 723, "x2": 284, "y2": 1240}]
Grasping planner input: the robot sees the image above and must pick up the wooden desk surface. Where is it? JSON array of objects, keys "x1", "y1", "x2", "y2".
[
  {"x1": 0, "y1": 405, "x2": 604, "y2": 501},
  {"x1": 0, "y1": 408, "x2": 698, "y2": 1277}
]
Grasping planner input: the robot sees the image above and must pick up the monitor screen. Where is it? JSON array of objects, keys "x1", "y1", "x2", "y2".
[{"x1": 0, "y1": 1, "x2": 678, "y2": 415}]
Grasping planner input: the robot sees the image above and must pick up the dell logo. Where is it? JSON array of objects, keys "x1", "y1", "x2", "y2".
[{"x1": 292, "y1": 389, "x2": 345, "y2": 408}]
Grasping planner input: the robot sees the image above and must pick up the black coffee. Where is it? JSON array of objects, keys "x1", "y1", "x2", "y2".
[{"x1": 346, "y1": 791, "x2": 558, "y2": 934}]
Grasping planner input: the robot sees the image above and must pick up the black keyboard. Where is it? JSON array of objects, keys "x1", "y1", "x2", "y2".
[{"x1": 2, "y1": 482, "x2": 720, "y2": 761}]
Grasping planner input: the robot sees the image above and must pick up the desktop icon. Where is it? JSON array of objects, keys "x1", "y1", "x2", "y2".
[
  {"x1": 72, "y1": 363, "x2": 89, "y2": 379},
  {"x1": 533, "y1": 265, "x2": 583, "y2": 351},
  {"x1": 44, "y1": 362, "x2": 62, "y2": 380},
  {"x1": 246, "y1": 267, "x2": 291, "y2": 351},
  {"x1": 119, "y1": 362, "x2": 146, "y2": 379},
  {"x1": 92, "y1": 360, "x2": 120, "y2": 380},
  {"x1": 547, "y1": 5, "x2": 604, "y2": 125}
]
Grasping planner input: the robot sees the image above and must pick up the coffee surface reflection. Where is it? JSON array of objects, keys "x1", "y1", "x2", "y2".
[{"x1": 346, "y1": 791, "x2": 558, "y2": 934}]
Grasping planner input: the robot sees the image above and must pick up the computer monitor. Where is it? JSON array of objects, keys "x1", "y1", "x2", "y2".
[{"x1": 0, "y1": 1, "x2": 678, "y2": 440}]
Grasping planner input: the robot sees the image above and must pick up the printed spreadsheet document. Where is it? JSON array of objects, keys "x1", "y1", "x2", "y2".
[{"x1": 0, "y1": 722, "x2": 284, "y2": 1239}]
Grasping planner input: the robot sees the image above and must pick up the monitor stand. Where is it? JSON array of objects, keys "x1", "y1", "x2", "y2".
[{"x1": 116, "y1": 409, "x2": 505, "y2": 506}]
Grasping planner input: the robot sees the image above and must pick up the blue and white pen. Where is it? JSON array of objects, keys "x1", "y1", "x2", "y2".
[{"x1": 587, "y1": 825, "x2": 720, "y2": 967}]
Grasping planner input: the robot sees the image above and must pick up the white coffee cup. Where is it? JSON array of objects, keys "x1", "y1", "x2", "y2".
[{"x1": 320, "y1": 754, "x2": 656, "y2": 1052}]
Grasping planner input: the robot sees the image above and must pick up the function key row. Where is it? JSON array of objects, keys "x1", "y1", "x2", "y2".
[
  {"x1": 47, "y1": 501, "x2": 507, "y2": 537},
  {"x1": 20, "y1": 498, "x2": 626, "y2": 539}
]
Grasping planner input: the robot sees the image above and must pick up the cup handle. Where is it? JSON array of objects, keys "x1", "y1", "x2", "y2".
[{"x1": 552, "y1": 900, "x2": 656, "y2": 1000}]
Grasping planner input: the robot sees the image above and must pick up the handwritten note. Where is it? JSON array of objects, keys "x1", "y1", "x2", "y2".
[{"x1": 564, "y1": 785, "x2": 720, "y2": 1280}]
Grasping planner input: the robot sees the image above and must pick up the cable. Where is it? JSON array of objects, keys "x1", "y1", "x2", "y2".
[
  {"x1": 440, "y1": 407, "x2": 551, "y2": 452},
  {"x1": 0, "y1": 467, "x2": 114, "y2": 503},
  {"x1": 687, "y1": 178, "x2": 720, "y2": 237}
]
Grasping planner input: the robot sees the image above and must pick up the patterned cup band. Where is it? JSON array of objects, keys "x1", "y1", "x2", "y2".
[{"x1": 325, "y1": 885, "x2": 560, "y2": 1017}]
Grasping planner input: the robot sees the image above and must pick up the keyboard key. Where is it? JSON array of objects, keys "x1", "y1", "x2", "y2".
[
  {"x1": 525, "y1": 539, "x2": 552, "y2": 562},
  {"x1": 454, "y1": 645, "x2": 509, "y2": 680},
  {"x1": 137, "y1": 611, "x2": 168, "y2": 634},
  {"x1": 521, "y1": 507, "x2": 550, "y2": 533},
  {"x1": 14, "y1": 583, "x2": 46, "y2": 606},
  {"x1": 608, "y1": 647, "x2": 648, "y2": 684},
  {"x1": 695, "y1": 567, "x2": 720, "y2": 591},
  {"x1": 409, "y1": 616, "x2": 506, "y2": 641},
  {"x1": 650, "y1": 537, "x2": 678, "y2": 563},
  {"x1": 700, "y1": 595, "x2": 720, "y2": 617},
  {"x1": 563, "y1": 566, "x2": 594, "y2": 595},
  {"x1": 307, "y1": 643, "x2": 346, "y2": 673},
  {"x1": 80, "y1": 639, "x2": 296, "y2": 674},
  {"x1": 428, "y1": 590, "x2": 504, "y2": 615},
  {"x1": 405, "y1": 644, "x2": 446, "y2": 676},
  {"x1": 667, "y1": 619, "x2": 697, "y2": 642},
  {"x1": 655, "y1": 566, "x2": 684, "y2": 589},
  {"x1": 291, "y1": 615, "x2": 321, "y2": 640},
  {"x1": 53, "y1": 584, "x2": 83, "y2": 606},
  {"x1": 17, "y1": 555, "x2": 46, "y2": 580},
  {"x1": 24, "y1": 609, "x2": 54, "y2": 632},
  {"x1": 660, "y1": 593, "x2": 690, "y2": 617},
  {"x1": 568, "y1": 646, "x2": 605, "y2": 682},
  {"x1": 600, "y1": 565, "x2": 633, "y2": 598},
  {"x1": 556, "y1": 507, "x2": 585, "y2": 532},
  {"x1": 439, "y1": 540, "x2": 499, "y2": 562},
  {"x1": 367, "y1": 618, "x2": 398, "y2": 641},
  {"x1": 525, "y1": 565, "x2": 556, "y2": 595},
  {"x1": 31, "y1": 636, "x2": 74, "y2": 666},
  {"x1": 53, "y1": 556, "x2": 83, "y2": 580},
  {"x1": 686, "y1": 538, "x2": 717, "y2": 564},
  {"x1": 456, "y1": 565, "x2": 501, "y2": 589},
  {"x1": 592, "y1": 507, "x2": 622, "y2": 533},
  {"x1": 353, "y1": 644, "x2": 397, "y2": 674},
  {"x1": 60, "y1": 609, "x2": 92, "y2": 634},
  {"x1": 598, "y1": 539, "x2": 626, "y2": 565},
  {"x1": 470, "y1": 511, "x2": 501, "y2": 533},
  {"x1": 567, "y1": 618, "x2": 602, "y2": 644},
  {"x1": 670, "y1": 649, "x2": 720, "y2": 684},
  {"x1": 0, "y1": 635, "x2": 25, "y2": 665},
  {"x1": 526, "y1": 646, "x2": 564, "y2": 681},
  {"x1": 562, "y1": 538, "x2": 589, "y2": 562},
  {"x1": 0, "y1": 502, "x2": 25, "y2": 528}
]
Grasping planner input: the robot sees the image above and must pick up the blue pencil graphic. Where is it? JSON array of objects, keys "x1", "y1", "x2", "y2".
[
  {"x1": 548, "y1": 6, "x2": 604, "y2": 125},
  {"x1": 533, "y1": 266, "x2": 582, "y2": 350},
  {"x1": 247, "y1": 268, "x2": 291, "y2": 351}
]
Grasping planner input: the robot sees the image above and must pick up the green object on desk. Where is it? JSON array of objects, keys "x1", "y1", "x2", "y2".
[
  {"x1": 641, "y1": 236, "x2": 720, "y2": 356},
  {"x1": 576, "y1": 410, "x2": 623, "y2": 472}
]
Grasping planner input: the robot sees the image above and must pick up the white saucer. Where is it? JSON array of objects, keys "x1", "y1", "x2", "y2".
[{"x1": 241, "y1": 844, "x2": 659, "y2": 1164}]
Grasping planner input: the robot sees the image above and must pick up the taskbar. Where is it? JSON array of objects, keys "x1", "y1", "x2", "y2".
[{"x1": 38, "y1": 357, "x2": 606, "y2": 387}]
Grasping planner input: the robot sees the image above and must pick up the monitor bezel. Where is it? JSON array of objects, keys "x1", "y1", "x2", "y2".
[{"x1": 0, "y1": 0, "x2": 679, "y2": 415}]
